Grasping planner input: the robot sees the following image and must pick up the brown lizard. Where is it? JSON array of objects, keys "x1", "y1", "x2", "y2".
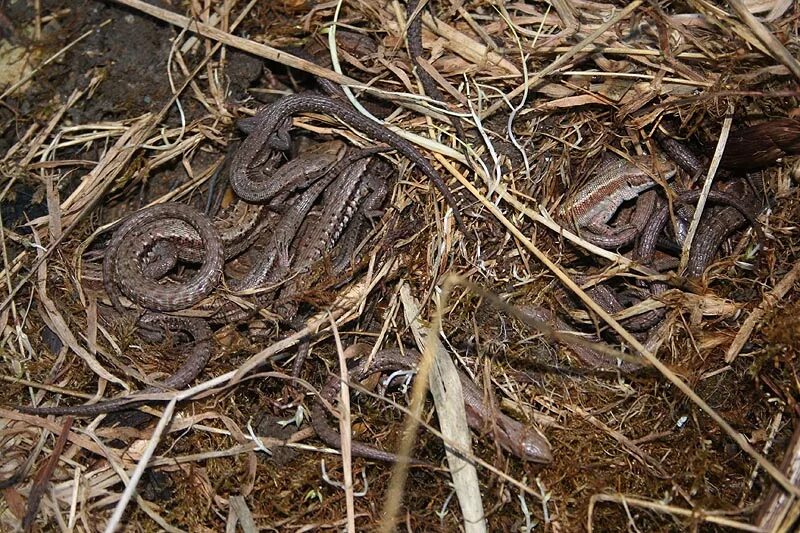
[
  {"x1": 312, "y1": 348, "x2": 553, "y2": 464},
  {"x1": 230, "y1": 92, "x2": 467, "y2": 233},
  {"x1": 560, "y1": 153, "x2": 677, "y2": 249}
]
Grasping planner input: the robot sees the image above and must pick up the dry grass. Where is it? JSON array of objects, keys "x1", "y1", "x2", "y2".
[{"x1": 2, "y1": 0, "x2": 800, "y2": 531}]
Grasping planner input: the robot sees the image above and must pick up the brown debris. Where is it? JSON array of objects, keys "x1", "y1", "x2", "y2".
[{"x1": 1, "y1": 0, "x2": 799, "y2": 531}]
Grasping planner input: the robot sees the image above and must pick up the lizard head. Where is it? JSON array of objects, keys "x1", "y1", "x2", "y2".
[
  {"x1": 649, "y1": 152, "x2": 678, "y2": 180},
  {"x1": 497, "y1": 418, "x2": 554, "y2": 463}
]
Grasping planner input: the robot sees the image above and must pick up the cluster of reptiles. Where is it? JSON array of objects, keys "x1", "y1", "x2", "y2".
[
  {"x1": 15, "y1": 38, "x2": 537, "y2": 465},
  {"x1": 552, "y1": 132, "x2": 767, "y2": 364},
  {"x1": 405, "y1": 0, "x2": 773, "y2": 371},
  {"x1": 230, "y1": 92, "x2": 467, "y2": 233},
  {"x1": 15, "y1": 5, "x2": 777, "y2": 469},
  {"x1": 404, "y1": 2, "x2": 761, "y2": 355},
  {"x1": 17, "y1": 102, "x2": 400, "y2": 413},
  {"x1": 12, "y1": 15, "x2": 559, "y2": 470}
]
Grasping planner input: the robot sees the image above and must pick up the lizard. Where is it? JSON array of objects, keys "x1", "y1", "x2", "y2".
[
  {"x1": 559, "y1": 153, "x2": 677, "y2": 249},
  {"x1": 229, "y1": 92, "x2": 467, "y2": 233},
  {"x1": 276, "y1": 155, "x2": 393, "y2": 377},
  {"x1": 312, "y1": 348, "x2": 553, "y2": 464},
  {"x1": 103, "y1": 141, "x2": 353, "y2": 313}
]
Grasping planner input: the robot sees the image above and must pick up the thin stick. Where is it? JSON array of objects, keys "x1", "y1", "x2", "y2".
[
  {"x1": 679, "y1": 108, "x2": 734, "y2": 270},
  {"x1": 588, "y1": 493, "x2": 766, "y2": 532},
  {"x1": 22, "y1": 417, "x2": 74, "y2": 531},
  {"x1": 398, "y1": 284, "x2": 486, "y2": 533},
  {"x1": 379, "y1": 287, "x2": 446, "y2": 533},
  {"x1": 103, "y1": 399, "x2": 177, "y2": 533},
  {"x1": 329, "y1": 313, "x2": 356, "y2": 533}
]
